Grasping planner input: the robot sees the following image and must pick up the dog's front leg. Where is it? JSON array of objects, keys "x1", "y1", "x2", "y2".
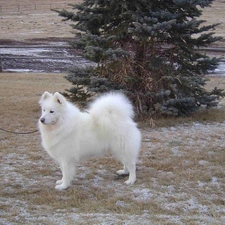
[
  {"x1": 56, "y1": 163, "x2": 63, "y2": 185},
  {"x1": 55, "y1": 159, "x2": 76, "y2": 190}
]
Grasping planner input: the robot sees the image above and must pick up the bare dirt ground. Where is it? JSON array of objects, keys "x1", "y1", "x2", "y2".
[{"x1": 1, "y1": 1, "x2": 225, "y2": 225}]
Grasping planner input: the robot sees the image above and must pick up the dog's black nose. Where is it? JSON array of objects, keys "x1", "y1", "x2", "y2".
[{"x1": 40, "y1": 118, "x2": 45, "y2": 123}]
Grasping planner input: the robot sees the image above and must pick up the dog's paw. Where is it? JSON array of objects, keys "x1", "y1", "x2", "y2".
[
  {"x1": 55, "y1": 183, "x2": 69, "y2": 191},
  {"x1": 116, "y1": 169, "x2": 129, "y2": 176},
  {"x1": 56, "y1": 179, "x2": 63, "y2": 185},
  {"x1": 124, "y1": 178, "x2": 136, "y2": 185}
]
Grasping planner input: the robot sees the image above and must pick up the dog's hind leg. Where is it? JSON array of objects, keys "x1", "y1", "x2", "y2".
[
  {"x1": 116, "y1": 165, "x2": 129, "y2": 176},
  {"x1": 116, "y1": 162, "x2": 136, "y2": 185},
  {"x1": 56, "y1": 179, "x2": 63, "y2": 185},
  {"x1": 55, "y1": 159, "x2": 76, "y2": 190}
]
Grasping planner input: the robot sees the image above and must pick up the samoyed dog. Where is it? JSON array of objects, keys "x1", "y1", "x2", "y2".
[{"x1": 38, "y1": 91, "x2": 141, "y2": 190}]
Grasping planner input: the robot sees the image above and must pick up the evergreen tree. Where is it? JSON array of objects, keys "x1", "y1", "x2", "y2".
[{"x1": 54, "y1": 0, "x2": 224, "y2": 116}]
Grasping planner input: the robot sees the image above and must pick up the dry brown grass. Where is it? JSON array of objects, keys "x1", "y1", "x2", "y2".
[
  {"x1": 0, "y1": 0, "x2": 81, "y2": 41},
  {"x1": 0, "y1": 73, "x2": 225, "y2": 224},
  {"x1": 200, "y1": 0, "x2": 225, "y2": 47},
  {"x1": 0, "y1": 0, "x2": 225, "y2": 47}
]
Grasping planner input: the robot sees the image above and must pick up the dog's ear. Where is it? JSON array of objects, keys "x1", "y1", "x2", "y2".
[
  {"x1": 53, "y1": 92, "x2": 66, "y2": 105},
  {"x1": 39, "y1": 91, "x2": 52, "y2": 104}
]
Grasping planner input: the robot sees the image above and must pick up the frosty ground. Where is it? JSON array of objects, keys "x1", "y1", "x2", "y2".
[
  {"x1": 1, "y1": 119, "x2": 225, "y2": 224},
  {"x1": 0, "y1": 73, "x2": 225, "y2": 225}
]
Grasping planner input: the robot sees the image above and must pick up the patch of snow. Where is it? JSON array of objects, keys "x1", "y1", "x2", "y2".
[
  {"x1": 1, "y1": 48, "x2": 51, "y2": 57},
  {"x1": 171, "y1": 146, "x2": 182, "y2": 156},
  {"x1": 116, "y1": 200, "x2": 127, "y2": 207},
  {"x1": 132, "y1": 188, "x2": 153, "y2": 202},
  {"x1": 198, "y1": 160, "x2": 208, "y2": 166},
  {"x1": 211, "y1": 177, "x2": 220, "y2": 186},
  {"x1": 198, "y1": 181, "x2": 206, "y2": 187},
  {"x1": 4, "y1": 68, "x2": 43, "y2": 73}
]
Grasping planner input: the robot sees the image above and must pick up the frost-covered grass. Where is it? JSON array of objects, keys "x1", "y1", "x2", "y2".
[{"x1": 1, "y1": 73, "x2": 225, "y2": 224}]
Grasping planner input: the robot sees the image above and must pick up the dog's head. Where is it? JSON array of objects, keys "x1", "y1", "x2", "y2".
[{"x1": 39, "y1": 91, "x2": 66, "y2": 125}]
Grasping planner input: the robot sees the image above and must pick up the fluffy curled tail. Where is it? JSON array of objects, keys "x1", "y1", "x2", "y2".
[{"x1": 89, "y1": 92, "x2": 135, "y2": 125}]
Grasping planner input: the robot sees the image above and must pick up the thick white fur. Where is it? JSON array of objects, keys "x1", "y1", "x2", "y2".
[{"x1": 38, "y1": 91, "x2": 141, "y2": 190}]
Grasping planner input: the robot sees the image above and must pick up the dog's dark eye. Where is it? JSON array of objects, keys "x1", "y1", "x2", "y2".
[{"x1": 50, "y1": 110, "x2": 54, "y2": 114}]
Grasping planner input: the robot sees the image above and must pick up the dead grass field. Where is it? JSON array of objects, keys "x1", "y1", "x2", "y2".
[
  {"x1": 0, "y1": 0, "x2": 225, "y2": 46},
  {"x1": 0, "y1": 0, "x2": 80, "y2": 41},
  {"x1": 200, "y1": 0, "x2": 225, "y2": 47},
  {"x1": 0, "y1": 73, "x2": 225, "y2": 224}
]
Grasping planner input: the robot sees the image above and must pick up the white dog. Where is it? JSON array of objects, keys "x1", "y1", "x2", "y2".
[{"x1": 38, "y1": 91, "x2": 141, "y2": 190}]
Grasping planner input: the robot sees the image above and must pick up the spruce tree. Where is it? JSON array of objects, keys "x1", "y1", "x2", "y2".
[{"x1": 54, "y1": 0, "x2": 224, "y2": 116}]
